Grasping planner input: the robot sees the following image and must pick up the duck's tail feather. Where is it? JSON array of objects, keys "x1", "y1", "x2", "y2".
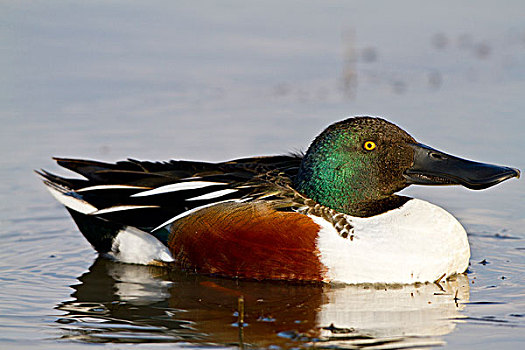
[
  {"x1": 36, "y1": 169, "x2": 89, "y2": 189},
  {"x1": 38, "y1": 175, "x2": 123, "y2": 252},
  {"x1": 66, "y1": 208, "x2": 174, "y2": 265},
  {"x1": 39, "y1": 176, "x2": 98, "y2": 215},
  {"x1": 37, "y1": 171, "x2": 175, "y2": 241},
  {"x1": 66, "y1": 208, "x2": 124, "y2": 254},
  {"x1": 39, "y1": 175, "x2": 174, "y2": 264}
]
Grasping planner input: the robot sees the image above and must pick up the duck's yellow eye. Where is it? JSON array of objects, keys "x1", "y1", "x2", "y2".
[{"x1": 363, "y1": 141, "x2": 376, "y2": 151}]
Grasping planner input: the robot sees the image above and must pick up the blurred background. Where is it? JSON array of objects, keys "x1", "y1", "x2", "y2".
[{"x1": 1, "y1": 1, "x2": 524, "y2": 349}]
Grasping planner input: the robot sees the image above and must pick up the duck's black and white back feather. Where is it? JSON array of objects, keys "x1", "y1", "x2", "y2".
[{"x1": 38, "y1": 156, "x2": 302, "y2": 233}]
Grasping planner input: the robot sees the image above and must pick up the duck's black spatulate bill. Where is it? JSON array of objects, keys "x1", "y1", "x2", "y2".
[{"x1": 404, "y1": 143, "x2": 520, "y2": 190}]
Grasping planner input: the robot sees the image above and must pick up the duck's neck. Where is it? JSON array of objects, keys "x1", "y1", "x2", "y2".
[
  {"x1": 294, "y1": 151, "x2": 408, "y2": 217},
  {"x1": 343, "y1": 196, "x2": 411, "y2": 217},
  {"x1": 295, "y1": 172, "x2": 409, "y2": 217}
]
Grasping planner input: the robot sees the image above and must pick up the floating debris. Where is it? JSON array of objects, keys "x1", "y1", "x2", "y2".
[{"x1": 322, "y1": 323, "x2": 355, "y2": 334}]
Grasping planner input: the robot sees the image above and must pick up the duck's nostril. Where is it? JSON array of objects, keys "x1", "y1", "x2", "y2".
[{"x1": 429, "y1": 152, "x2": 445, "y2": 160}]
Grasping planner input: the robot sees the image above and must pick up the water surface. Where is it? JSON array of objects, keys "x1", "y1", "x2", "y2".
[{"x1": 1, "y1": 1, "x2": 524, "y2": 349}]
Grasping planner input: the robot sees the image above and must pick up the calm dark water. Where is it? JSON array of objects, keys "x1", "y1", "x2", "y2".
[{"x1": 1, "y1": 1, "x2": 525, "y2": 349}]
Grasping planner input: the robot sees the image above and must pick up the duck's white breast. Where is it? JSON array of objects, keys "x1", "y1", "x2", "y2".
[{"x1": 312, "y1": 198, "x2": 470, "y2": 284}]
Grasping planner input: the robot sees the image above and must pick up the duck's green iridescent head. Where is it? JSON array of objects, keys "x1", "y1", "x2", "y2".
[
  {"x1": 295, "y1": 117, "x2": 415, "y2": 215},
  {"x1": 294, "y1": 116, "x2": 520, "y2": 217}
]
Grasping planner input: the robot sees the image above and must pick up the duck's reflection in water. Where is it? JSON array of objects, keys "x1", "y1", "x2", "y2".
[{"x1": 57, "y1": 259, "x2": 469, "y2": 348}]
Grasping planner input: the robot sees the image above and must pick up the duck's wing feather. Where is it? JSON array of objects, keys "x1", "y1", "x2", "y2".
[{"x1": 38, "y1": 155, "x2": 302, "y2": 231}]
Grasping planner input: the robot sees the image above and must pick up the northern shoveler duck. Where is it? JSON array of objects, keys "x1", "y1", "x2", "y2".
[{"x1": 38, "y1": 117, "x2": 520, "y2": 284}]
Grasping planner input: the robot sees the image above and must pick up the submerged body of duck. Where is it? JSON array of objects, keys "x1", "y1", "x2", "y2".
[{"x1": 39, "y1": 117, "x2": 519, "y2": 284}]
